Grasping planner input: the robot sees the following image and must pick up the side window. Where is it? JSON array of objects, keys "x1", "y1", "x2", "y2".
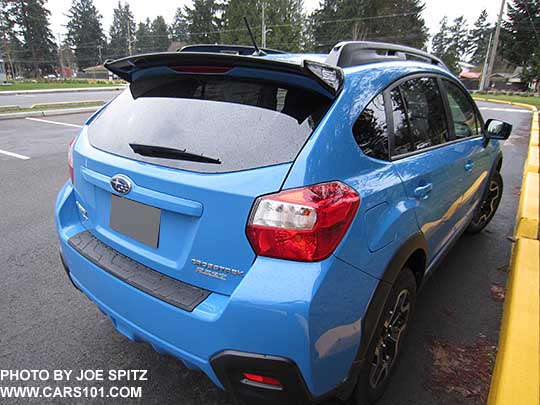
[
  {"x1": 389, "y1": 88, "x2": 413, "y2": 155},
  {"x1": 398, "y1": 77, "x2": 449, "y2": 152},
  {"x1": 352, "y1": 94, "x2": 389, "y2": 160},
  {"x1": 443, "y1": 81, "x2": 481, "y2": 138}
]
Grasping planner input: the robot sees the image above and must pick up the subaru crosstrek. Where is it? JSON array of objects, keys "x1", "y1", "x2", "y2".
[{"x1": 55, "y1": 41, "x2": 512, "y2": 404}]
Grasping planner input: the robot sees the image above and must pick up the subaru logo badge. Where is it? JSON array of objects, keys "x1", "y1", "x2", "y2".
[{"x1": 110, "y1": 175, "x2": 132, "y2": 195}]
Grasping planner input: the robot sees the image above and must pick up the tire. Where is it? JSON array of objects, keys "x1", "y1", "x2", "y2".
[
  {"x1": 351, "y1": 268, "x2": 417, "y2": 404},
  {"x1": 466, "y1": 171, "x2": 503, "y2": 234}
]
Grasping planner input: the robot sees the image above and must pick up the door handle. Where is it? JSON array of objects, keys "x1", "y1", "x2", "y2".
[
  {"x1": 464, "y1": 161, "x2": 474, "y2": 172},
  {"x1": 414, "y1": 183, "x2": 433, "y2": 200}
]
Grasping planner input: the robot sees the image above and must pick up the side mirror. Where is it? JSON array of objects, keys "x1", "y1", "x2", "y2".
[{"x1": 484, "y1": 119, "x2": 512, "y2": 140}]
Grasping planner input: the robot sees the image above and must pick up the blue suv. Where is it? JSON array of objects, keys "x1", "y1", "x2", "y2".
[{"x1": 55, "y1": 42, "x2": 512, "y2": 404}]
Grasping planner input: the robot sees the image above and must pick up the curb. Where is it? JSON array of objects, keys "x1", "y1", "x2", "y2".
[
  {"x1": 472, "y1": 97, "x2": 539, "y2": 113},
  {"x1": 485, "y1": 98, "x2": 540, "y2": 405},
  {"x1": 0, "y1": 86, "x2": 126, "y2": 96},
  {"x1": 0, "y1": 106, "x2": 100, "y2": 120}
]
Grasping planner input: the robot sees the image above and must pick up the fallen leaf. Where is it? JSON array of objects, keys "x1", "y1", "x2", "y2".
[
  {"x1": 490, "y1": 285, "x2": 505, "y2": 302},
  {"x1": 426, "y1": 337, "x2": 497, "y2": 404}
]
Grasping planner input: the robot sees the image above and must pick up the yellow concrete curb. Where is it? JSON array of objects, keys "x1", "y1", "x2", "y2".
[
  {"x1": 526, "y1": 147, "x2": 540, "y2": 173},
  {"x1": 485, "y1": 96, "x2": 540, "y2": 405},
  {"x1": 487, "y1": 238, "x2": 540, "y2": 405},
  {"x1": 515, "y1": 172, "x2": 540, "y2": 240}
]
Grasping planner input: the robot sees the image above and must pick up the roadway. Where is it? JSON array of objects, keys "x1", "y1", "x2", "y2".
[
  {"x1": 0, "y1": 101, "x2": 532, "y2": 404},
  {"x1": 0, "y1": 89, "x2": 122, "y2": 107}
]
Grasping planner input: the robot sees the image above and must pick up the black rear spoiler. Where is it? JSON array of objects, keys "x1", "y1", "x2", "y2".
[{"x1": 104, "y1": 52, "x2": 343, "y2": 96}]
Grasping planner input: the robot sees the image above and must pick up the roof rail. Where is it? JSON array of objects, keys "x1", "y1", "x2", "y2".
[
  {"x1": 178, "y1": 44, "x2": 286, "y2": 56},
  {"x1": 325, "y1": 41, "x2": 448, "y2": 70}
]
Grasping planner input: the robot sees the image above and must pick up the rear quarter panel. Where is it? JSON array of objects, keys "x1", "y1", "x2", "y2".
[{"x1": 283, "y1": 63, "x2": 454, "y2": 279}]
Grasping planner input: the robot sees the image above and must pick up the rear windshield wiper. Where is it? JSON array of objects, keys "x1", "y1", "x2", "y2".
[{"x1": 129, "y1": 144, "x2": 221, "y2": 165}]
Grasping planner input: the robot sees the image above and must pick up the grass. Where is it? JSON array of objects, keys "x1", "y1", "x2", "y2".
[
  {"x1": 473, "y1": 93, "x2": 540, "y2": 109},
  {"x1": 0, "y1": 100, "x2": 105, "y2": 114},
  {"x1": 0, "y1": 81, "x2": 125, "y2": 92}
]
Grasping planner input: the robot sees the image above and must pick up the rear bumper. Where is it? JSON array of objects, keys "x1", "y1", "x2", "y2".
[{"x1": 55, "y1": 181, "x2": 379, "y2": 402}]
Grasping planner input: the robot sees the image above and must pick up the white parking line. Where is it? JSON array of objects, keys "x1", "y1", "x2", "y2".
[
  {"x1": 0, "y1": 149, "x2": 30, "y2": 160},
  {"x1": 25, "y1": 117, "x2": 83, "y2": 128},
  {"x1": 478, "y1": 107, "x2": 531, "y2": 113}
]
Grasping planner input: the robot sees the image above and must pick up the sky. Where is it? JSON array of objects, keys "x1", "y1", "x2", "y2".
[{"x1": 46, "y1": 0, "x2": 503, "y2": 41}]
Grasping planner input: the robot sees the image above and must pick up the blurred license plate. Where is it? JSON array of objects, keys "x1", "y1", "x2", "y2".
[{"x1": 110, "y1": 194, "x2": 161, "y2": 248}]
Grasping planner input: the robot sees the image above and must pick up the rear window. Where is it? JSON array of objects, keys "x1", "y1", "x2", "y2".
[{"x1": 88, "y1": 76, "x2": 332, "y2": 173}]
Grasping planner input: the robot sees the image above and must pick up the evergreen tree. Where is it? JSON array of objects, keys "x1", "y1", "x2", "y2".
[
  {"x1": 65, "y1": 0, "x2": 105, "y2": 69},
  {"x1": 310, "y1": 0, "x2": 339, "y2": 51},
  {"x1": 502, "y1": 0, "x2": 540, "y2": 90},
  {"x1": 12, "y1": 0, "x2": 57, "y2": 77},
  {"x1": 135, "y1": 18, "x2": 152, "y2": 53},
  {"x1": 170, "y1": 7, "x2": 190, "y2": 43},
  {"x1": 431, "y1": 16, "x2": 468, "y2": 74},
  {"x1": 522, "y1": 54, "x2": 540, "y2": 91},
  {"x1": 311, "y1": 0, "x2": 428, "y2": 52},
  {"x1": 108, "y1": 1, "x2": 136, "y2": 59},
  {"x1": 0, "y1": 2, "x2": 23, "y2": 78},
  {"x1": 220, "y1": 0, "x2": 258, "y2": 46},
  {"x1": 431, "y1": 17, "x2": 450, "y2": 63},
  {"x1": 220, "y1": 0, "x2": 304, "y2": 51},
  {"x1": 151, "y1": 16, "x2": 169, "y2": 52},
  {"x1": 502, "y1": 0, "x2": 540, "y2": 67},
  {"x1": 184, "y1": 0, "x2": 221, "y2": 44},
  {"x1": 467, "y1": 10, "x2": 492, "y2": 65}
]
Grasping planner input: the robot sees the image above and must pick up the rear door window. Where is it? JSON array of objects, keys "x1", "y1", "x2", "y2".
[
  {"x1": 88, "y1": 76, "x2": 332, "y2": 173},
  {"x1": 398, "y1": 77, "x2": 449, "y2": 152}
]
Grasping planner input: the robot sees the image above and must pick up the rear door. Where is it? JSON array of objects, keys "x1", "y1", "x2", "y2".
[
  {"x1": 389, "y1": 76, "x2": 466, "y2": 259},
  {"x1": 73, "y1": 61, "x2": 335, "y2": 296}
]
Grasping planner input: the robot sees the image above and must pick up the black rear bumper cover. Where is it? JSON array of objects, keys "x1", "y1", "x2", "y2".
[{"x1": 210, "y1": 350, "x2": 340, "y2": 405}]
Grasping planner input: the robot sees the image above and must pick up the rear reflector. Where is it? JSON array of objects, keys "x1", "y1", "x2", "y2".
[
  {"x1": 68, "y1": 137, "x2": 76, "y2": 183},
  {"x1": 246, "y1": 181, "x2": 360, "y2": 262},
  {"x1": 242, "y1": 373, "x2": 282, "y2": 388}
]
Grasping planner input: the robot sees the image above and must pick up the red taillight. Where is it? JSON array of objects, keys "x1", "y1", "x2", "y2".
[
  {"x1": 68, "y1": 137, "x2": 76, "y2": 183},
  {"x1": 242, "y1": 373, "x2": 282, "y2": 388},
  {"x1": 246, "y1": 181, "x2": 360, "y2": 262}
]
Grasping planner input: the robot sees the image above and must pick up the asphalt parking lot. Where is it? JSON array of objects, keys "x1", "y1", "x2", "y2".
[{"x1": 0, "y1": 101, "x2": 532, "y2": 404}]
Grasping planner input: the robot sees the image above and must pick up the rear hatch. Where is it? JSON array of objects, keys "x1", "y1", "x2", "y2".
[{"x1": 73, "y1": 52, "x2": 339, "y2": 296}]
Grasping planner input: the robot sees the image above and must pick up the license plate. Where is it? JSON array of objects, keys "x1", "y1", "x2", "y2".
[{"x1": 110, "y1": 194, "x2": 161, "y2": 248}]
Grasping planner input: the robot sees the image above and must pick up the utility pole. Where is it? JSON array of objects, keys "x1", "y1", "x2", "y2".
[
  {"x1": 127, "y1": 20, "x2": 133, "y2": 56},
  {"x1": 261, "y1": 2, "x2": 266, "y2": 49},
  {"x1": 57, "y1": 33, "x2": 65, "y2": 79},
  {"x1": 484, "y1": 0, "x2": 506, "y2": 91},
  {"x1": 480, "y1": 33, "x2": 493, "y2": 91},
  {"x1": 1, "y1": 34, "x2": 15, "y2": 80}
]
